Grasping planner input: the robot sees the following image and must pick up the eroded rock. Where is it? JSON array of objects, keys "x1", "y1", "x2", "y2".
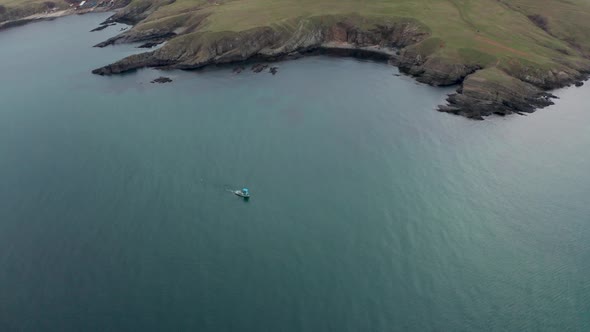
[
  {"x1": 150, "y1": 76, "x2": 172, "y2": 83},
  {"x1": 251, "y1": 63, "x2": 268, "y2": 73},
  {"x1": 137, "y1": 41, "x2": 162, "y2": 48},
  {"x1": 438, "y1": 68, "x2": 556, "y2": 119},
  {"x1": 90, "y1": 23, "x2": 116, "y2": 32},
  {"x1": 90, "y1": 13, "x2": 590, "y2": 119}
]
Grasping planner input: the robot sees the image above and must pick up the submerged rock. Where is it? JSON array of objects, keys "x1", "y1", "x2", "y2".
[
  {"x1": 233, "y1": 66, "x2": 245, "y2": 74},
  {"x1": 251, "y1": 63, "x2": 268, "y2": 73},
  {"x1": 575, "y1": 81, "x2": 584, "y2": 87},
  {"x1": 90, "y1": 23, "x2": 116, "y2": 32},
  {"x1": 151, "y1": 76, "x2": 172, "y2": 83},
  {"x1": 284, "y1": 52, "x2": 303, "y2": 60},
  {"x1": 269, "y1": 66, "x2": 278, "y2": 75}
]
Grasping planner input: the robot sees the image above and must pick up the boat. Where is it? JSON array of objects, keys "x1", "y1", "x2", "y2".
[{"x1": 234, "y1": 188, "x2": 250, "y2": 199}]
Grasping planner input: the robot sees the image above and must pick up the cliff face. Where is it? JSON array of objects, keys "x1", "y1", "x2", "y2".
[
  {"x1": 439, "y1": 69, "x2": 557, "y2": 119},
  {"x1": 101, "y1": 0, "x2": 171, "y2": 25},
  {"x1": 93, "y1": 16, "x2": 430, "y2": 74},
  {"x1": 89, "y1": 0, "x2": 590, "y2": 119},
  {"x1": 394, "y1": 49, "x2": 481, "y2": 86},
  {"x1": 93, "y1": 15, "x2": 481, "y2": 90}
]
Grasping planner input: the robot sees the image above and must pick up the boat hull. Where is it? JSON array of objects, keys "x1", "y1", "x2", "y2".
[{"x1": 234, "y1": 191, "x2": 250, "y2": 199}]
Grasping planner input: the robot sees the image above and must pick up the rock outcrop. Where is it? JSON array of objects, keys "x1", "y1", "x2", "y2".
[
  {"x1": 151, "y1": 76, "x2": 172, "y2": 83},
  {"x1": 94, "y1": 29, "x2": 176, "y2": 47},
  {"x1": 438, "y1": 68, "x2": 557, "y2": 119},
  {"x1": 393, "y1": 51, "x2": 481, "y2": 86},
  {"x1": 93, "y1": 16, "x2": 430, "y2": 75},
  {"x1": 90, "y1": 23, "x2": 116, "y2": 32},
  {"x1": 99, "y1": 0, "x2": 170, "y2": 26},
  {"x1": 251, "y1": 63, "x2": 269, "y2": 73},
  {"x1": 91, "y1": 9, "x2": 590, "y2": 119},
  {"x1": 137, "y1": 41, "x2": 163, "y2": 48}
]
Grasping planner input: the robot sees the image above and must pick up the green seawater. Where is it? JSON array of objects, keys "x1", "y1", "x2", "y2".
[{"x1": 0, "y1": 13, "x2": 589, "y2": 332}]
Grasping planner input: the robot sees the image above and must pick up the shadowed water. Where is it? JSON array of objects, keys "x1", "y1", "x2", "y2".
[{"x1": 0, "y1": 13, "x2": 589, "y2": 332}]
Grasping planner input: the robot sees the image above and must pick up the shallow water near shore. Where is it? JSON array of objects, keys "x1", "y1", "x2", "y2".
[{"x1": 0, "y1": 13, "x2": 589, "y2": 332}]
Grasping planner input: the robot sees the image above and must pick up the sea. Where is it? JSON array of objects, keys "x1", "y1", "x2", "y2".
[{"x1": 0, "y1": 12, "x2": 588, "y2": 331}]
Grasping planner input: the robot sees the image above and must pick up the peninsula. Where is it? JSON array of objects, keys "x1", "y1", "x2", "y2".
[{"x1": 3, "y1": 0, "x2": 590, "y2": 119}]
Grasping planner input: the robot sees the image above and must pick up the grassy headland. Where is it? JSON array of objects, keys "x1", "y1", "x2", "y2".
[
  {"x1": 4, "y1": 0, "x2": 590, "y2": 118},
  {"x1": 0, "y1": 0, "x2": 70, "y2": 23},
  {"x1": 0, "y1": 0, "x2": 128, "y2": 29}
]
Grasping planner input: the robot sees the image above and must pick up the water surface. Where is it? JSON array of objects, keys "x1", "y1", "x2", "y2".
[{"x1": 0, "y1": 13, "x2": 589, "y2": 332}]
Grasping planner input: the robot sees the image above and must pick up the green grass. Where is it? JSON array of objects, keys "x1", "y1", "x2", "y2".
[
  {"x1": 0, "y1": 0, "x2": 69, "y2": 22},
  {"x1": 120, "y1": 0, "x2": 590, "y2": 70},
  {"x1": 4, "y1": 0, "x2": 590, "y2": 79}
]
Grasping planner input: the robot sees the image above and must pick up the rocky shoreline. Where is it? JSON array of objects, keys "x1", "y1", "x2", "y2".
[
  {"x1": 89, "y1": 14, "x2": 590, "y2": 119},
  {"x1": 90, "y1": 19, "x2": 430, "y2": 76},
  {"x1": 2, "y1": 0, "x2": 586, "y2": 120},
  {"x1": 0, "y1": 9, "x2": 72, "y2": 31},
  {"x1": 4, "y1": 0, "x2": 586, "y2": 120},
  {"x1": 0, "y1": 0, "x2": 129, "y2": 32}
]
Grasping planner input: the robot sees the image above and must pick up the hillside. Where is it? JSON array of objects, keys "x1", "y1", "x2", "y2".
[
  {"x1": 4, "y1": 0, "x2": 590, "y2": 118},
  {"x1": 0, "y1": 0, "x2": 128, "y2": 29},
  {"x1": 0, "y1": 0, "x2": 70, "y2": 23}
]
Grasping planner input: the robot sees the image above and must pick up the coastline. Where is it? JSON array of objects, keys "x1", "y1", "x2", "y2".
[
  {"x1": 0, "y1": 0, "x2": 128, "y2": 31},
  {"x1": 89, "y1": 13, "x2": 590, "y2": 120},
  {"x1": 3, "y1": 12, "x2": 590, "y2": 331},
  {"x1": 2, "y1": 0, "x2": 589, "y2": 120},
  {"x1": 0, "y1": 9, "x2": 75, "y2": 30}
]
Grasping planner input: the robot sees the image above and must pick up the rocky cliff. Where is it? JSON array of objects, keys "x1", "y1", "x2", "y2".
[
  {"x1": 88, "y1": 0, "x2": 590, "y2": 119},
  {"x1": 93, "y1": 16, "x2": 430, "y2": 73}
]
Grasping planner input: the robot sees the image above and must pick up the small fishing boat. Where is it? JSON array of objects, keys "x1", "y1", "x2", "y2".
[{"x1": 234, "y1": 188, "x2": 250, "y2": 199}]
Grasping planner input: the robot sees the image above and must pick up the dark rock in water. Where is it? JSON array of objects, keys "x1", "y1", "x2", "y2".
[
  {"x1": 151, "y1": 76, "x2": 172, "y2": 84},
  {"x1": 137, "y1": 41, "x2": 162, "y2": 48},
  {"x1": 251, "y1": 63, "x2": 268, "y2": 73},
  {"x1": 233, "y1": 66, "x2": 244, "y2": 74},
  {"x1": 284, "y1": 52, "x2": 303, "y2": 60},
  {"x1": 120, "y1": 27, "x2": 128, "y2": 31},
  {"x1": 92, "y1": 51, "x2": 177, "y2": 75},
  {"x1": 269, "y1": 67, "x2": 278, "y2": 75},
  {"x1": 90, "y1": 23, "x2": 116, "y2": 32},
  {"x1": 575, "y1": 81, "x2": 584, "y2": 87},
  {"x1": 393, "y1": 73, "x2": 401, "y2": 77},
  {"x1": 90, "y1": 25, "x2": 108, "y2": 32}
]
